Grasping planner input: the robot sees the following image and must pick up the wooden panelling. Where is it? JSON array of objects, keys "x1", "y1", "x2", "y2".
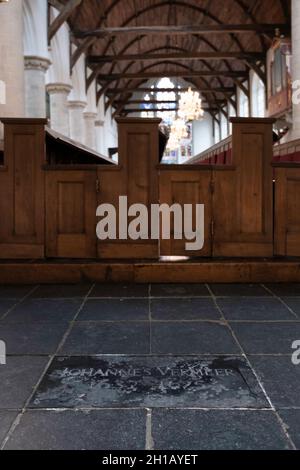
[
  {"x1": 213, "y1": 118, "x2": 274, "y2": 257},
  {"x1": 159, "y1": 169, "x2": 212, "y2": 257},
  {"x1": 46, "y1": 170, "x2": 97, "y2": 258},
  {"x1": 0, "y1": 116, "x2": 284, "y2": 264},
  {"x1": 97, "y1": 118, "x2": 160, "y2": 259},
  {"x1": 274, "y1": 166, "x2": 300, "y2": 256},
  {"x1": 0, "y1": 119, "x2": 46, "y2": 258}
]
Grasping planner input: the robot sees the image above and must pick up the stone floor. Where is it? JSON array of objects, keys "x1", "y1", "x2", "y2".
[{"x1": 0, "y1": 282, "x2": 300, "y2": 450}]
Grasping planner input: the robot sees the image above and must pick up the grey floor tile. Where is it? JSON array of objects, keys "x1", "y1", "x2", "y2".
[
  {"x1": 30, "y1": 356, "x2": 267, "y2": 409},
  {"x1": 217, "y1": 297, "x2": 295, "y2": 321},
  {"x1": 151, "y1": 283, "x2": 209, "y2": 297},
  {"x1": 151, "y1": 322, "x2": 240, "y2": 354},
  {"x1": 0, "y1": 285, "x2": 35, "y2": 299},
  {"x1": 265, "y1": 284, "x2": 300, "y2": 297},
  {"x1": 282, "y1": 298, "x2": 300, "y2": 318},
  {"x1": 77, "y1": 298, "x2": 149, "y2": 322},
  {"x1": 209, "y1": 284, "x2": 269, "y2": 297},
  {"x1": 151, "y1": 409, "x2": 291, "y2": 450},
  {"x1": 2, "y1": 299, "x2": 81, "y2": 323},
  {"x1": 4, "y1": 409, "x2": 146, "y2": 450},
  {"x1": 0, "y1": 299, "x2": 17, "y2": 319},
  {"x1": 231, "y1": 322, "x2": 300, "y2": 354},
  {"x1": 0, "y1": 356, "x2": 48, "y2": 408},
  {"x1": 0, "y1": 411, "x2": 19, "y2": 443},
  {"x1": 250, "y1": 356, "x2": 300, "y2": 408},
  {"x1": 151, "y1": 298, "x2": 220, "y2": 321},
  {"x1": 60, "y1": 322, "x2": 150, "y2": 355},
  {"x1": 90, "y1": 283, "x2": 149, "y2": 298},
  {"x1": 278, "y1": 409, "x2": 300, "y2": 449},
  {"x1": 0, "y1": 322, "x2": 69, "y2": 354},
  {"x1": 31, "y1": 284, "x2": 92, "y2": 298}
]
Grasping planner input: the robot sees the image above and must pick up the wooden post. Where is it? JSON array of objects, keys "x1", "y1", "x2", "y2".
[
  {"x1": 213, "y1": 117, "x2": 276, "y2": 257},
  {"x1": 0, "y1": 118, "x2": 47, "y2": 258}
]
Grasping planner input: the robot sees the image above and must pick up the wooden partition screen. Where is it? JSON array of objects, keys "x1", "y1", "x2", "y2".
[
  {"x1": 274, "y1": 164, "x2": 300, "y2": 256},
  {"x1": 159, "y1": 118, "x2": 275, "y2": 258},
  {"x1": 2, "y1": 116, "x2": 299, "y2": 261},
  {"x1": 96, "y1": 118, "x2": 160, "y2": 259},
  {"x1": 0, "y1": 118, "x2": 47, "y2": 258},
  {"x1": 213, "y1": 118, "x2": 275, "y2": 257}
]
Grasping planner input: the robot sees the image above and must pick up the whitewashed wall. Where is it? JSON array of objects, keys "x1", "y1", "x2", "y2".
[{"x1": 192, "y1": 113, "x2": 214, "y2": 155}]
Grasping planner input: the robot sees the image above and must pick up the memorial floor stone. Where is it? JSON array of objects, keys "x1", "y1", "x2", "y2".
[{"x1": 30, "y1": 355, "x2": 268, "y2": 409}]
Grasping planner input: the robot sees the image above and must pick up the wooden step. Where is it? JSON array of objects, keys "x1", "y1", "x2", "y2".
[{"x1": 0, "y1": 259, "x2": 300, "y2": 284}]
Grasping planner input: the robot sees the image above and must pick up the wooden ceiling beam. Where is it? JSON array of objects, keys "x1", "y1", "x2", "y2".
[
  {"x1": 74, "y1": 23, "x2": 288, "y2": 39},
  {"x1": 106, "y1": 87, "x2": 235, "y2": 94},
  {"x1": 121, "y1": 107, "x2": 216, "y2": 114},
  {"x1": 71, "y1": 0, "x2": 275, "y2": 68},
  {"x1": 115, "y1": 99, "x2": 224, "y2": 105},
  {"x1": 49, "y1": 0, "x2": 83, "y2": 41},
  {"x1": 116, "y1": 100, "x2": 180, "y2": 105},
  {"x1": 48, "y1": 0, "x2": 63, "y2": 10},
  {"x1": 87, "y1": 51, "x2": 264, "y2": 64},
  {"x1": 97, "y1": 70, "x2": 248, "y2": 81}
]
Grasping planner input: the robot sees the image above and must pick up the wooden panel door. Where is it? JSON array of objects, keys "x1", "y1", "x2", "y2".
[
  {"x1": 159, "y1": 169, "x2": 212, "y2": 257},
  {"x1": 274, "y1": 167, "x2": 300, "y2": 256},
  {"x1": 0, "y1": 119, "x2": 46, "y2": 258},
  {"x1": 46, "y1": 170, "x2": 97, "y2": 258},
  {"x1": 213, "y1": 119, "x2": 274, "y2": 257}
]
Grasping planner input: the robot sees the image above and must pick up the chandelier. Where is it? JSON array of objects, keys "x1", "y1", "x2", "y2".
[
  {"x1": 178, "y1": 87, "x2": 204, "y2": 122},
  {"x1": 167, "y1": 132, "x2": 180, "y2": 151},
  {"x1": 167, "y1": 118, "x2": 188, "y2": 150}
]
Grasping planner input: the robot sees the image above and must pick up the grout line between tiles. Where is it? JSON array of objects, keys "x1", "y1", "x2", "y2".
[
  {"x1": 0, "y1": 285, "x2": 40, "y2": 321},
  {"x1": 145, "y1": 408, "x2": 154, "y2": 450},
  {"x1": 0, "y1": 283, "x2": 96, "y2": 450},
  {"x1": 206, "y1": 282, "x2": 297, "y2": 450},
  {"x1": 261, "y1": 284, "x2": 299, "y2": 319}
]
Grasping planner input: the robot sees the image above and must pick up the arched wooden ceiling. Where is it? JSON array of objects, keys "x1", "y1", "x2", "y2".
[{"x1": 50, "y1": 0, "x2": 291, "y2": 115}]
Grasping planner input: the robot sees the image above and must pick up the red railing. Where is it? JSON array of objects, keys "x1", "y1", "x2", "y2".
[
  {"x1": 186, "y1": 136, "x2": 300, "y2": 166},
  {"x1": 185, "y1": 136, "x2": 232, "y2": 165},
  {"x1": 273, "y1": 138, "x2": 300, "y2": 163}
]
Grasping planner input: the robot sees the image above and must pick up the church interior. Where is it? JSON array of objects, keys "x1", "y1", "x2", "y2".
[{"x1": 0, "y1": 0, "x2": 300, "y2": 454}]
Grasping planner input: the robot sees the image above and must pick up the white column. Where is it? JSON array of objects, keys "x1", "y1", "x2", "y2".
[
  {"x1": 84, "y1": 111, "x2": 97, "y2": 149},
  {"x1": 46, "y1": 6, "x2": 72, "y2": 136},
  {"x1": 292, "y1": 0, "x2": 300, "y2": 137},
  {"x1": 24, "y1": 57, "x2": 51, "y2": 117},
  {"x1": 68, "y1": 47, "x2": 87, "y2": 143},
  {"x1": 95, "y1": 119, "x2": 104, "y2": 154},
  {"x1": 47, "y1": 83, "x2": 72, "y2": 136},
  {"x1": 69, "y1": 100, "x2": 86, "y2": 143},
  {"x1": 0, "y1": 0, "x2": 25, "y2": 138},
  {"x1": 84, "y1": 75, "x2": 97, "y2": 149},
  {"x1": 23, "y1": 0, "x2": 50, "y2": 117}
]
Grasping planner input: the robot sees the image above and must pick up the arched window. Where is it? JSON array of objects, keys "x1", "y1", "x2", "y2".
[
  {"x1": 157, "y1": 77, "x2": 176, "y2": 125},
  {"x1": 141, "y1": 78, "x2": 193, "y2": 163},
  {"x1": 141, "y1": 77, "x2": 177, "y2": 125},
  {"x1": 251, "y1": 73, "x2": 266, "y2": 117},
  {"x1": 220, "y1": 110, "x2": 228, "y2": 140},
  {"x1": 238, "y1": 89, "x2": 249, "y2": 117},
  {"x1": 141, "y1": 94, "x2": 154, "y2": 118}
]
